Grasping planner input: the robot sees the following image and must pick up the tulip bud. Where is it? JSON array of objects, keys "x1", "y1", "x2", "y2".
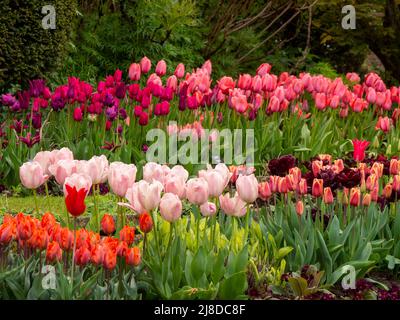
[
  {"x1": 295, "y1": 200, "x2": 304, "y2": 216},
  {"x1": 349, "y1": 187, "x2": 360, "y2": 207},
  {"x1": 383, "y1": 183, "x2": 392, "y2": 198},
  {"x1": 323, "y1": 187, "x2": 334, "y2": 204},
  {"x1": 362, "y1": 194, "x2": 371, "y2": 206}
]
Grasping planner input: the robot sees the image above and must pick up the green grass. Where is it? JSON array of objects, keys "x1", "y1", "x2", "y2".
[{"x1": 0, "y1": 194, "x2": 119, "y2": 225}]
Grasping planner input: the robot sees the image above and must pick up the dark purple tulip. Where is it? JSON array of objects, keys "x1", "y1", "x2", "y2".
[
  {"x1": 104, "y1": 93, "x2": 114, "y2": 106},
  {"x1": 248, "y1": 109, "x2": 257, "y2": 121},
  {"x1": 29, "y1": 79, "x2": 46, "y2": 97},
  {"x1": 178, "y1": 95, "x2": 186, "y2": 111},
  {"x1": 19, "y1": 132, "x2": 40, "y2": 148},
  {"x1": 268, "y1": 155, "x2": 298, "y2": 176},
  {"x1": 51, "y1": 96, "x2": 66, "y2": 111},
  {"x1": 119, "y1": 108, "x2": 127, "y2": 120},
  {"x1": 142, "y1": 144, "x2": 149, "y2": 153},
  {"x1": 32, "y1": 113, "x2": 42, "y2": 129},
  {"x1": 1, "y1": 93, "x2": 16, "y2": 106},
  {"x1": 10, "y1": 101, "x2": 21, "y2": 112},
  {"x1": 11, "y1": 119, "x2": 26, "y2": 134},
  {"x1": 115, "y1": 82, "x2": 126, "y2": 99}
]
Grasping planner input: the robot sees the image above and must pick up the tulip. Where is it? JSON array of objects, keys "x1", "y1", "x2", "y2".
[
  {"x1": 295, "y1": 200, "x2": 304, "y2": 216},
  {"x1": 140, "y1": 56, "x2": 151, "y2": 73},
  {"x1": 312, "y1": 179, "x2": 323, "y2": 198},
  {"x1": 186, "y1": 178, "x2": 209, "y2": 205},
  {"x1": 139, "y1": 212, "x2": 153, "y2": 233},
  {"x1": 137, "y1": 180, "x2": 164, "y2": 212},
  {"x1": 298, "y1": 179, "x2": 308, "y2": 195},
  {"x1": 73, "y1": 107, "x2": 83, "y2": 121},
  {"x1": 116, "y1": 241, "x2": 129, "y2": 257},
  {"x1": 258, "y1": 182, "x2": 271, "y2": 201},
  {"x1": 198, "y1": 169, "x2": 227, "y2": 198},
  {"x1": 65, "y1": 185, "x2": 87, "y2": 217},
  {"x1": 125, "y1": 247, "x2": 141, "y2": 266},
  {"x1": 375, "y1": 116, "x2": 391, "y2": 133},
  {"x1": 200, "y1": 202, "x2": 217, "y2": 217},
  {"x1": 91, "y1": 245, "x2": 104, "y2": 265},
  {"x1": 389, "y1": 159, "x2": 399, "y2": 175},
  {"x1": 143, "y1": 162, "x2": 170, "y2": 184},
  {"x1": 164, "y1": 174, "x2": 186, "y2": 199},
  {"x1": 101, "y1": 214, "x2": 115, "y2": 235},
  {"x1": 108, "y1": 162, "x2": 137, "y2": 197},
  {"x1": 75, "y1": 245, "x2": 91, "y2": 266},
  {"x1": 49, "y1": 159, "x2": 78, "y2": 185},
  {"x1": 129, "y1": 63, "x2": 141, "y2": 81},
  {"x1": 236, "y1": 174, "x2": 258, "y2": 203},
  {"x1": 362, "y1": 194, "x2": 371, "y2": 206},
  {"x1": 155, "y1": 60, "x2": 167, "y2": 76},
  {"x1": 46, "y1": 241, "x2": 62, "y2": 263},
  {"x1": 63, "y1": 173, "x2": 92, "y2": 196},
  {"x1": 393, "y1": 175, "x2": 400, "y2": 192},
  {"x1": 174, "y1": 63, "x2": 185, "y2": 78},
  {"x1": 349, "y1": 187, "x2": 360, "y2": 206},
  {"x1": 219, "y1": 192, "x2": 247, "y2": 217},
  {"x1": 159, "y1": 193, "x2": 182, "y2": 223},
  {"x1": 119, "y1": 226, "x2": 135, "y2": 245},
  {"x1": 352, "y1": 139, "x2": 369, "y2": 162},
  {"x1": 85, "y1": 155, "x2": 109, "y2": 185},
  {"x1": 103, "y1": 247, "x2": 117, "y2": 270},
  {"x1": 383, "y1": 183, "x2": 392, "y2": 198},
  {"x1": 33, "y1": 151, "x2": 54, "y2": 176},
  {"x1": 51, "y1": 147, "x2": 74, "y2": 164},
  {"x1": 20, "y1": 161, "x2": 48, "y2": 190},
  {"x1": 0, "y1": 223, "x2": 14, "y2": 245},
  {"x1": 323, "y1": 187, "x2": 334, "y2": 204},
  {"x1": 123, "y1": 183, "x2": 146, "y2": 214}
]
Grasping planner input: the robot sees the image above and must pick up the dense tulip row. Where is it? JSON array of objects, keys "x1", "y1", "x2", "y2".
[{"x1": 0, "y1": 212, "x2": 143, "y2": 270}]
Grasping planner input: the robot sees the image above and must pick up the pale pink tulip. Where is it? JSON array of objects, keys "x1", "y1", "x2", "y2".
[
  {"x1": 164, "y1": 175, "x2": 186, "y2": 199},
  {"x1": 121, "y1": 183, "x2": 145, "y2": 214},
  {"x1": 186, "y1": 178, "x2": 209, "y2": 205},
  {"x1": 50, "y1": 147, "x2": 74, "y2": 164},
  {"x1": 169, "y1": 165, "x2": 189, "y2": 182},
  {"x1": 20, "y1": 161, "x2": 49, "y2": 189},
  {"x1": 143, "y1": 162, "x2": 170, "y2": 184},
  {"x1": 49, "y1": 159, "x2": 78, "y2": 185},
  {"x1": 200, "y1": 202, "x2": 217, "y2": 217},
  {"x1": 159, "y1": 193, "x2": 182, "y2": 222},
  {"x1": 85, "y1": 155, "x2": 109, "y2": 184},
  {"x1": 33, "y1": 151, "x2": 54, "y2": 176},
  {"x1": 236, "y1": 174, "x2": 258, "y2": 203},
  {"x1": 137, "y1": 180, "x2": 163, "y2": 212},
  {"x1": 219, "y1": 192, "x2": 247, "y2": 217},
  {"x1": 198, "y1": 170, "x2": 226, "y2": 197},
  {"x1": 108, "y1": 162, "x2": 137, "y2": 197}
]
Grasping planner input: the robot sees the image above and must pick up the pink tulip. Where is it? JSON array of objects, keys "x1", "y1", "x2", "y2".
[
  {"x1": 84, "y1": 155, "x2": 109, "y2": 185},
  {"x1": 200, "y1": 202, "x2": 217, "y2": 217},
  {"x1": 20, "y1": 161, "x2": 49, "y2": 189},
  {"x1": 169, "y1": 165, "x2": 189, "y2": 182},
  {"x1": 33, "y1": 151, "x2": 54, "y2": 176},
  {"x1": 143, "y1": 162, "x2": 170, "y2": 185},
  {"x1": 256, "y1": 63, "x2": 272, "y2": 76},
  {"x1": 166, "y1": 75, "x2": 178, "y2": 91},
  {"x1": 164, "y1": 175, "x2": 186, "y2": 199},
  {"x1": 375, "y1": 116, "x2": 391, "y2": 133},
  {"x1": 108, "y1": 162, "x2": 137, "y2": 197},
  {"x1": 219, "y1": 192, "x2": 247, "y2": 217},
  {"x1": 159, "y1": 193, "x2": 182, "y2": 222},
  {"x1": 49, "y1": 159, "x2": 78, "y2": 185},
  {"x1": 236, "y1": 174, "x2": 258, "y2": 203},
  {"x1": 202, "y1": 60, "x2": 212, "y2": 75},
  {"x1": 137, "y1": 180, "x2": 163, "y2": 212},
  {"x1": 140, "y1": 56, "x2": 151, "y2": 74},
  {"x1": 50, "y1": 147, "x2": 74, "y2": 165},
  {"x1": 155, "y1": 60, "x2": 167, "y2": 76},
  {"x1": 129, "y1": 63, "x2": 141, "y2": 81},
  {"x1": 238, "y1": 74, "x2": 252, "y2": 90},
  {"x1": 63, "y1": 173, "x2": 92, "y2": 196},
  {"x1": 174, "y1": 63, "x2": 185, "y2": 78},
  {"x1": 121, "y1": 183, "x2": 145, "y2": 214},
  {"x1": 198, "y1": 169, "x2": 227, "y2": 197},
  {"x1": 186, "y1": 178, "x2": 209, "y2": 205}
]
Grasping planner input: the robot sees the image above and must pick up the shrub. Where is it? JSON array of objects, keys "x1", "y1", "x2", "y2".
[{"x1": 0, "y1": 0, "x2": 77, "y2": 91}]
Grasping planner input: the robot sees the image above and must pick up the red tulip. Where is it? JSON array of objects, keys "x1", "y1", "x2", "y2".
[
  {"x1": 125, "y1": 247, "x2": 141, "y2": 266},
  {"x1": 101, "y1": 214, "x2": 115, "y2": 235},
  {"x1": 119, "y1": 226, "x2": 135, "y2": 245},
  {"x1": 46, "y1": 241, "x2": 62, "y2": 263},
  {"x1": 139, "y1": 212, "x2": 153, "y2": 234},
  {"x1": 349, "y1": 187, "x2": 360, "y2": 207},
  {"x1": 65, "y1": 185, "x2": 87, "y2": 217},
  {"x1": 323, "y1": 187, "x2": 334, "y2": 204},
  {"x1": 295, "y1": 200, "x2": 304, "y2": 216},
  {"x1": 352, "y1": 139, "x2": 369, "y2": 162}
]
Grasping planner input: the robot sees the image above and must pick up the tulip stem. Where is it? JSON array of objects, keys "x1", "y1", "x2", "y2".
[
  {"x1": 245, "y1": 204, "x2": 250, "y2": 243},
  {"x1": 167, "y1": 223, "x2": 174, "y2": 253},
  {"x1": 151, "y1": 210, "x2": 162, "y2": 262},
  {"x1": 93, "y1": 184, "x2": 99, "y2": 232},
  {"x1": 44, "y1": 181, "x2": 49, "y2": 198},
  {"x1": 71, "y1": 218, "x2": 77, "y2": 295},
  {"x1": 33, "y1": 189, "x2": 39, "y2": 215},
  {"x1": 196, "y1": 217, "x2": 200, "y2": 250}
]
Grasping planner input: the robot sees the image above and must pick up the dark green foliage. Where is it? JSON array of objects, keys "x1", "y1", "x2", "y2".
[{"x1": 0, "y1": 0, "x2": 77, "y2": 91}]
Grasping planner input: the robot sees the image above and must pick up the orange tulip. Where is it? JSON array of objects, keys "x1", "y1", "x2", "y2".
[
  {"x1": 119, "y1": 226, "x2": 135, "y2": 245},
  {"x1": 101, "y1": 214, "x2": 115, "y2": 235},
  {"x1": 349, "y1": 188, "x2": 360, "y2": 207},
  {"x1": 323, "y1": 187, "x2": 334, "y2": 204},
  {"x1": 312, "y1": 179, "x2": 323, "y2": 198},
  {"x1": 295, "y1": 200, "x2": 304, "y2": 216},
  {"x1": 46, "y1": 241, "x2": 62, "y2": 263},
  {"x1": 125, "y1": 247, "x2": 141, "y2": 266},
  {"x1": 139, "y1": 213, "x2": 153, "y2": 234}
]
